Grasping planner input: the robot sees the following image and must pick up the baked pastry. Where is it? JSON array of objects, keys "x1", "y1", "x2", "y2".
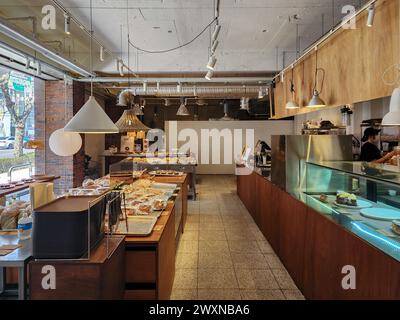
[
  {"x1": 348, "y1": 194, "x2": 357, "y2": 206},
  {"x1": 336, "y1": 192, "x2": 357, "y2": 206},
  {"x1": 319, "y1": 194, "x2": 328, "y2": 203}
]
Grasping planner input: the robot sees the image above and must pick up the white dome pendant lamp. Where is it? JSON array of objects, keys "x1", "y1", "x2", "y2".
[
  {"x1": 382, "y1": 88, "x2": 400, "y2": 126},
  {"x1": 64, "y1": 0, "x2": 118, "y2": 134},
  {"x1": 49, "y1": 75, "x2": 82, "y2": 156},
  {"x1": 49, "y1": 128, "x2": 82, "y2": 156}
]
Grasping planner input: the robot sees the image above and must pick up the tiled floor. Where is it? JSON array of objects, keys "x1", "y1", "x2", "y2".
[{"x1": 171, "y1": 174, "x2": 305, "y2": 300}]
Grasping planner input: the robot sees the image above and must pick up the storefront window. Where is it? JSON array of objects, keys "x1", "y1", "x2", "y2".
[{"x1": 0, "y1": 66, "x2": 35, "y2": 183}]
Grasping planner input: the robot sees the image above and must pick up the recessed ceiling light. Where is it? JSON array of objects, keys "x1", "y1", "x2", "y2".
[{"x1": 168, "y1": 30, "x2": 173, "y2": 33}]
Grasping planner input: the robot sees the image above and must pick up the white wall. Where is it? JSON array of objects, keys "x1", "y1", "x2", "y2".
[{"x1": 165, "y1": 120, "x2": 293, "y2": 174}]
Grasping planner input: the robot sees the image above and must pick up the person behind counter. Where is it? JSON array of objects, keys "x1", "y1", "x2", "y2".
[{"x1": 360, "y1": 127, "x2": 400, "y2": 163}]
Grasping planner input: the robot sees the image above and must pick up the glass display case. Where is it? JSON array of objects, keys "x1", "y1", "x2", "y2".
[{"x1": 303, "y1": 161, "x2": 400, "y2": 262}]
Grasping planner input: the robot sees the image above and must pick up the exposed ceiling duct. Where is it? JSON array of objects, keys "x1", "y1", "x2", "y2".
[{"x1": 115, "y1": 86, "x2": 266, "y2": 105}]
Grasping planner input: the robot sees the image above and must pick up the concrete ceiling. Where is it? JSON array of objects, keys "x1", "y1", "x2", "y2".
[
  {"x1": 61, "y1": 0, "x2": 367, "y2": 73},
  {"x1": 0, "y1": 0, "x2": 367, "y2": 76}
]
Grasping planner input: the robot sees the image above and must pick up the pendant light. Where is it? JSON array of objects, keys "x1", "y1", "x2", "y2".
[
  {"x1": 49, "y1": 84, "x2": 83, "y2": 157},
  {"x1": 382, "y1": 88, "x2": 400, "y2": 126},
  {"x1": 307, "y1": 48, "x2": 326, "y2": 108},
  {"x1": 177, "y1": 98, "x2": 190, "y2": 116},
  {"x1": 49, "y1": 128, "x2": 83, "y2": 156},
  {"x1": 133, "y1": 103, "x2": 144, "y2": 115},
  {"x1": 115, "y1": 109, "x2": 150, "y2": 132},
  {"x1": 64, "y1": 0, "x2": 118, "y2": 134},
  {"x1": 286, "y1": 66, "x2": 299, "y2": 109}
]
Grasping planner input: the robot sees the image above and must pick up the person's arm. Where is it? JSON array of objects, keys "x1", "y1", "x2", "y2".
[{"x1": 372, "y1": 150, "x2": 397, "y2": 164}]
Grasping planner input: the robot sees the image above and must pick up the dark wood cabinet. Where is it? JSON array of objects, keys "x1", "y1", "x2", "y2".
[
  {"x1": 237, "y1": 171, "x2": 400, "y2": 300},
  {"x1": 29, "y1": 236, "x2": 125, "y2": 300}
]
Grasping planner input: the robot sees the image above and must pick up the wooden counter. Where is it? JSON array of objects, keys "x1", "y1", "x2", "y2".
[
  {"x1": 237, "y1": 171, "x2": 400, "y2": 300},
  {"x1": 122, "y1": 174, "x2": 188, "y2": 300},
  {"x1": 29, "y1": 235, "x2": 125, "y2": 300},
  {"x1": 0, "y1": 176, "x2": 60, "y2": 199}
]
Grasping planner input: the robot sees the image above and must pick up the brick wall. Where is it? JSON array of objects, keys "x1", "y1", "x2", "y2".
[{"x1": 35, "y1": 80, "x2": 85, "y2": 194}]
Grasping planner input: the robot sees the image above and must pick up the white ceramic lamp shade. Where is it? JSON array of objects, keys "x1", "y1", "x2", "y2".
[
  {"x1": 382, "y1": 88, "x2": 400, "y2": 126},
  {"x1": 64, "y1": 96, "x2": 119, "y2": 133},
  {"x1": 49, "y1": 128, "x2": 82, "y2": 156}
]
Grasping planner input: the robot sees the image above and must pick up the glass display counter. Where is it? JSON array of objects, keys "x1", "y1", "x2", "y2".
[
  {"x1": 303, "y1": 161, "x2": 400, "y2": 262},
  {"x1": 109, "y1": 156, "x2": 197, "y2": 199}
]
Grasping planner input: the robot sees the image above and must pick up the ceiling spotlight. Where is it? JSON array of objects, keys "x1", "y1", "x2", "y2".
[
  {"x1": 206, "y1": 56, "x2": 217, "y2": 70},
  {"x1": 280, "y1": 72, "x2": 284, "y2": 83},
  {"x1": 211, "y1": 40, "x2": 219, "y2": 54},
  {"x1": 165, "y1": 99, "x2": 171, "y2": 107},
  {"x1": 212, "y1": 24, "x2": 221, "y2": 41},
  {"x1": 36, "y1": 61, "x2": 41, "y2": 76},
  {"x1": 64, "y1": 14, "x2": 71, "y2": 35},
  {"x1": 100, "y1": 46, "x2": 105, "y2": 62},
  {"x1": 205, "y1": 70, "x2": 213, "y2": 80},
  {"x1": 193, "y1": 85, "x2": 197, "y2": 96},
  {"x1": 143, "y1": 82, "x2": 147, "y2": 92},
  {"x1": 156, "y1": 82, "x2": 160, "y2": 92},
  {"x1": 177, "y1": 82, "x2": 182, "y2": 93},
  {"x1": 118, "y1": 60, "x2": 124, "y2": 77},
  {"x1": 25, "y1": 57, "x2": 30, "y2": 70},
  {"x1": 258, "y1": 87, "x2": 264, "y2": 99},
  {"x1": 367, "y1": 3, "x2": 375, "y2": 27}
]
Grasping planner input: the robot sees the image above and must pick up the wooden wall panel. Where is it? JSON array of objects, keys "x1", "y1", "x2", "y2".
[{"x1": 273, "y1": 0, "x2": 399, "y2": 119}]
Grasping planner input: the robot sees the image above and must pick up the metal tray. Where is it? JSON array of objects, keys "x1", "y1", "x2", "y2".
[{"x1": 115, "y1": 216, "x2": 157, "y2": 236}]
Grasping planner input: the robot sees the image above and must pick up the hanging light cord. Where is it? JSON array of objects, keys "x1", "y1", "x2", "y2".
[
  {"x1": 313, "y1": 49, "x2": 325, "y2": 93},
  {"x1": 89, "y1": 0, "x2": 93, "y2": 95},
  {"x1": 128, "y1": 17, "x2": 217, "y2": 54},
  {"x1": 290, "y1": 68, "x2": 295, "y2": 93}
]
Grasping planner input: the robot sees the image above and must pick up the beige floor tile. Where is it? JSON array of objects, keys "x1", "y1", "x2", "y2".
[
  {"x1": 228, "y1": 240, "x2": 261, "y2": 253},
  {"x1": 177, "y1": 240, "x2": 199, "y2": 254},
  {"x1": 199, "y1": 251, "x2": 233, "y2": 269},
  {"x1": 170, "y1": 289, "x2": 198, "y2": 300},
  {"x1": 198, "y1": 289, "x2": 242, "y2": 300},
  {"x1": 200, "y1": 215, "x2": 222, "y2": 223},
  {"x1": 199, "y1": 229, "x2": 227, "y2": 241},
  {"x1": 198, "y1": 268, "x2": 238, "y2": 289},
  {"x1": 225, "y1": 229, "x2": 256, "y2": 241},
  {"x1": 282, "y1": 289, "x2": 306, "y2": 300},
  {"x1": 176, "y1": 252, "x2": 198, "y2": 269},
  {"x1": 240, "y1": 289, "x2": 285, "y2": 300},
  {"x1": 257, "y1": 240, "x2": 275, "y2": 254},
  {"x1": 231, "y1": 253, "x2": 269, "y2": 269},
  {"x1": 235, "y1": 269, "x2": 280, "y2": 289},
  {"x1": 181, "y1": 230, "x2": 199, "y2": 241},
  {"x1": 199, "y1": 222, "x2": 225, "y2": 231},
  {"x1": 199, "y1": 210, "x2": 221, "y2": 216},
  {"x1": 173, "y1": 269, "x2": 198, "y2": 289},
  {"x1": 272, "y1": 269, "x2": 298, "y2": 290},
  {"x1": 264, "y1": 254, "x2": 285, "y2": 269},
  {"x1": 185, "y1": 223, "x2": 200, "y2": 231},
  {"x1": 199, "y1": 240, "x2": 229, "y2": 253},
  {"x1": 186, "y1": 215, "x2": 200, "y2": 223}
]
